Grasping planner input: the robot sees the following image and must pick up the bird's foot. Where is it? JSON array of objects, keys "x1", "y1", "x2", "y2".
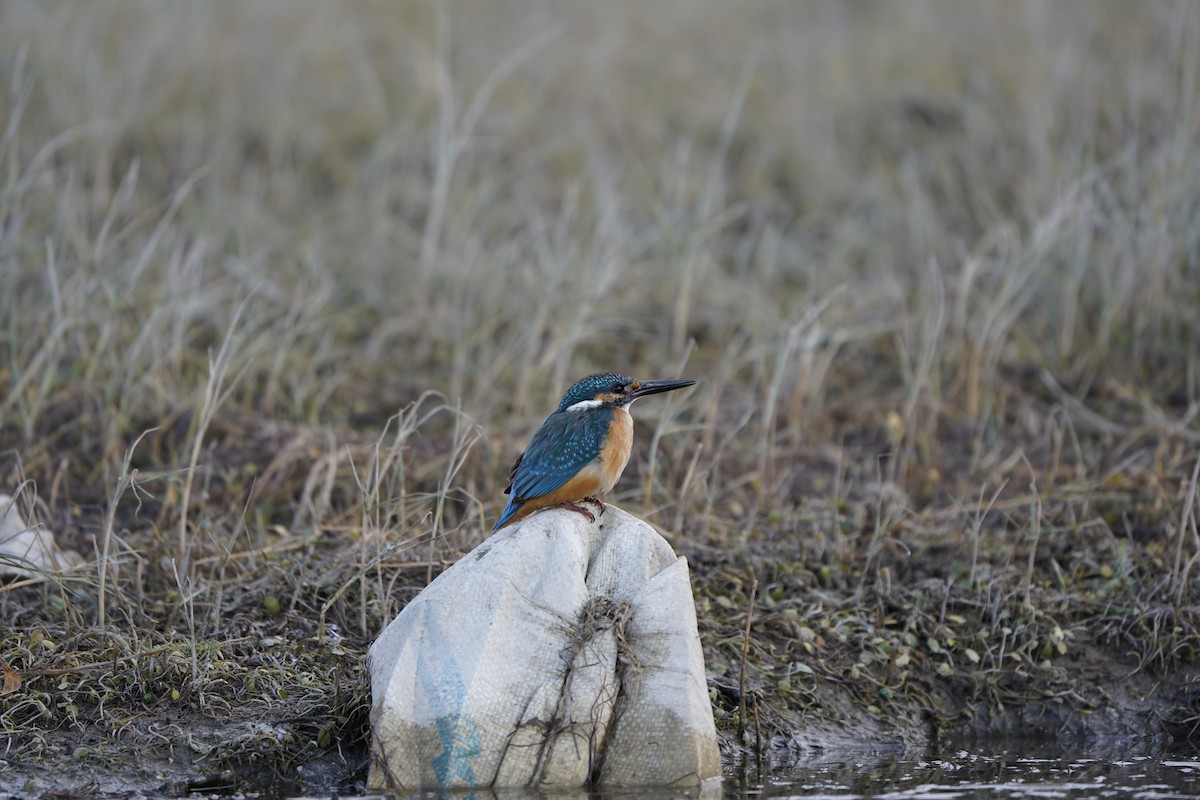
[
  {"x1": 581, "y1": 496, "x2": 606, "y2": 516},
  {"x1": 559, "y1": 501, "x2": 597, "y2": 523}
]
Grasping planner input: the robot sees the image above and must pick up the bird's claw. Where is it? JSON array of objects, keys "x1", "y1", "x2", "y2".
[
  {"x1": 582, "y1": 496, "x2": 606, "y2": 516},
  {"x1": 560, "y1": 501, "x2": 597, "y2": 523}
]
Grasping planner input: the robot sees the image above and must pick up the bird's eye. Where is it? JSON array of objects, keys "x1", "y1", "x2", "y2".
[{"x1": 613, "y1": 383, "x2": 626, "y2": 393}]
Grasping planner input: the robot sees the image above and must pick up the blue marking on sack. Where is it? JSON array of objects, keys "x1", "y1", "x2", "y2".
[{"x1": 417, "y1": 604, "x2": 482, "y2": 788}]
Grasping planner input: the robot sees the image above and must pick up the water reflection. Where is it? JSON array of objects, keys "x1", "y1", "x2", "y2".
[
  {"x1": 281, "y1": 742, "x2": 1200, "y2": 800},
  {"x1": 385, "y1": 784, "x2": 722, "y2": 800},
  {"x1": 733, "y1": 740, "x2": 1200, "y2": 799}
]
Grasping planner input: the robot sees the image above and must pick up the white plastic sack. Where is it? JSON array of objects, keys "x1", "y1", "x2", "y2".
[
  {"x1": 0, "y1": 494, "x2": 79, "y2": 578},
  {"x1": 368, "y1": 505, "x2": 721, "y2": 791}
]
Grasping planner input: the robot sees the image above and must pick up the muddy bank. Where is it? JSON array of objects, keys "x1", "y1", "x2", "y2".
[
  {"x1": 3, "y1": 634, "x2": 1194, "y2": 799},
  {"x1": 723, "y1": 641, "x2": 1197, "y2": 774}
]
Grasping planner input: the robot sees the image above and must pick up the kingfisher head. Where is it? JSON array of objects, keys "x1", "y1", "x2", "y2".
[{"x1": 556, "y1": 372, "x2": 696, "y2": 413}]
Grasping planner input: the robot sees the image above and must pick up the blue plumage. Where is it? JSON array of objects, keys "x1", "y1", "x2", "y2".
[{"x1": 493, "y1": 406, "x2": 613, "y2": 530}]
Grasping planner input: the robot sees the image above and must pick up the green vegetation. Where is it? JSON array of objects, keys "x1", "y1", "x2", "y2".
[{"x1": 2, "y1": 1, "x2": 1198, "y2": 793}]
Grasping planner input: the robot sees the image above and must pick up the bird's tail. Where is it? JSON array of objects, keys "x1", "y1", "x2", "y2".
[{"x1": 492, "y1": 498, "x2": 523, "y2": 531}]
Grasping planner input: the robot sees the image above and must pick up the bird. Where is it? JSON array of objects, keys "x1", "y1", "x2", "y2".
[{"x1": 493, "y1": 372, "x2": 696, "y2": 531}]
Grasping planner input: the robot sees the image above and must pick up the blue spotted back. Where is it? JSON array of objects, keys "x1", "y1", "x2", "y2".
[{"x1": 493, "y1": 406, "x2": 613, "y2": 530}]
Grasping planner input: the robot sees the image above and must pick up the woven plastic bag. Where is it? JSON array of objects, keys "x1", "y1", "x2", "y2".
[{"x1": 368, "y1": 506, "x2": 720, "y2": 791}]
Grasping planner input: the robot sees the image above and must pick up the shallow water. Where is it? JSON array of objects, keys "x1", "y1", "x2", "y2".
[
  {"x1": 22, "y1": 739, "x2": 1183, "y2": 798},
  {"x1": 726, "y1": 741, "x2": 1200, "y2": 800},
  {"x1": 279, "y1": 741, "x2": 1200, "y2": 800}
]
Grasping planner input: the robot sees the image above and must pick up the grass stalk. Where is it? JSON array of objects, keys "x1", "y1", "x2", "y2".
[
  {"x1": 1172, "y1": 456, "x2": 1200, "y2": 606},
  {"x1": 175, "y1": 306, "x2": 248, "y2": 571},
  {"x1": 737, "y1": 573, "x2": 757, "y2": 746},
  {"x1": 97, "y1": 429, "x2": 154, "y2": 628}
]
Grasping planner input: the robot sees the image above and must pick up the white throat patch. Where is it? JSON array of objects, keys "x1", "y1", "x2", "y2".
[{"x1": 565, "y1": 399, "x2": 604, "y2": 412}]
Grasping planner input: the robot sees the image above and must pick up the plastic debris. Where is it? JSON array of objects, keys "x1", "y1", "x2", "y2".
[
  {"x1": 0, "y1": 494, "x2": 79, "y2": 579},
  {"x1": 368, "y1": 505, "x2": 721, "y2": 791}
]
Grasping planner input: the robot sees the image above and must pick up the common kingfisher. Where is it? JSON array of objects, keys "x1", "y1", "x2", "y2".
[{"x1": 493, "y1": 372, "x2": 696, "y2": 530}]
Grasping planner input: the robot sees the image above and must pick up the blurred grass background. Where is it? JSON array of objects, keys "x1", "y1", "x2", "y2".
[{"x1": 2, "y1": 0, "x2": 1199, "y2": 786}]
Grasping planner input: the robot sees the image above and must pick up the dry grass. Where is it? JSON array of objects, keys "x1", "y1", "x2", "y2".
[{"x1": 2, "y1": 0, "x2": 1199, "y2": 792}]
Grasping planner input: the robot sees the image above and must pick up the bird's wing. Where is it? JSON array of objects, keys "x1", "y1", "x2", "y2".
[
  {"x1": 507, "y1": 410, "x2": 609, "y2": 504},
  {"x1": 503, "y1": 450, "x2": 523, "y2": 495}
]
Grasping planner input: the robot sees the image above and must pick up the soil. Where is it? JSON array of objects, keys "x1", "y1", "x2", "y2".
[{"x1": 3, "y1": 573, "x2": 1194, "y2": 799}]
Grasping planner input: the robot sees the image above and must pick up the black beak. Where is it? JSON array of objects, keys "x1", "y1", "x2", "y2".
[{"x1": 627, "y1": 378, "x2": 696, "y2": 400}]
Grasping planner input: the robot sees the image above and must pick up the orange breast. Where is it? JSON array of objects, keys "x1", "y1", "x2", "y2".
[{"x1": 598, "y1": 407, "x2": 633, "y2": 494}]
